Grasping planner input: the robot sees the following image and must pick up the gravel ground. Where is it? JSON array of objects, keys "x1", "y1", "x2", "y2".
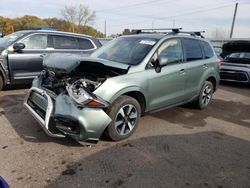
[{"x1": 0, "y1": 83, "x2": 250, "y2": 188}]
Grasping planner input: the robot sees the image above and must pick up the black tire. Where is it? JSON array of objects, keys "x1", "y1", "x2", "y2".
[
  {"x1": 194, "y1": 81, "x2": 214, "y2": 109},
  {"x1": 0, "y1": 75, "x2": 4, "y2": 91},
  {"x1": 105, "y1": 95, "x2": 141, "y2": 141}
]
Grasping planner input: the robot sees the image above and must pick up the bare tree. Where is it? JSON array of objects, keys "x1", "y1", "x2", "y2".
[
  {"x1": 60, "y1": 6, "x2": 76, "y2": 32},
  {"x1": 77, "y1": 4, "x2": 96, "y2": 27},
  {"x1": 60, "y1": 4, "x2": 96, "y2": 33}
]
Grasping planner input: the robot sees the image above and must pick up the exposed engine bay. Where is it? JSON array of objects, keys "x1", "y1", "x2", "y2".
[{"x1": 40, "y1": 61, "x2": 128, "y2": 96}]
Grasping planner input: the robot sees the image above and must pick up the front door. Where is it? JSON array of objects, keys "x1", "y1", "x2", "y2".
[
  {"x1": 8, "y1": 33, "x2": 49, "y2": 84},
  {"x1": 147, "y1": 38, "x2": 188, "y2": 111}
]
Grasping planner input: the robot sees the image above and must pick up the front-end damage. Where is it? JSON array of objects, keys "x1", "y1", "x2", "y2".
[
  {"x1": 24, "y1": 86, "x2": 112, "y2": 142},
  {"x1": 24, "y1": 54, "x2": 129, "y2": 142}
]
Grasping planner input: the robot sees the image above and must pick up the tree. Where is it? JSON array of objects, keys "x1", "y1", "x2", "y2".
[
  {"x1": 43, "y1": 18, "x2": 71, "y2": 32},
  {"x1": 0, "y1": 15, "x2": 103, "y2": 37},
  {"x1": 60, "y1": 4, "x2": 96, "y2": 33},
  {"x1": 76, "y1": 4, "x2": 96, "y2": 27},
  {"x1": 60, "y1": 6, "x2": 76, "y2": 32},
  {"x1": 122, "y1": 29, "x2": 131, "y2": 35}
]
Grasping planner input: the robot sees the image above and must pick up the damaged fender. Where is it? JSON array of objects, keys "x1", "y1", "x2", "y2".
[{"x1": 54, "y1": 94, "x2": 112, "y2": 141}]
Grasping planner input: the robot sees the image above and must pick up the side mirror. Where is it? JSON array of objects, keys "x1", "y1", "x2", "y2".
[
  {"x1": 158, "y1": 56, "x2": 169, "y2": 66},
  {"x1": 151, "y1": 59, "x2": 161, "y2": 73},
  {"x1": 0, "y1": 32, "x2": 4, "y2": 38},
  {"x1": 13, "y1": 43, "x2": 25, "y2": 51}
]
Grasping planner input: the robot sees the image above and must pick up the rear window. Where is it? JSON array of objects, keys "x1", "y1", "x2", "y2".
[
  {"x1": 183, "y1": 38, "x2": 203, "y2": 61},
  {"x1": 200, "y1": 41, "x2": 214, "y2": 59},
  {"x1": 78, "y1": 38, "x2": 94, "y2": 50},
  {"x1": 53, "y1": 35, "x2": 78, "y2": 49}
]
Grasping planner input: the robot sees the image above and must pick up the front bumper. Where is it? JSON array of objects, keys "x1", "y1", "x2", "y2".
[
  {"x1": 24, "y1": 87, "x2": 112, "y2": 142},
  {"x1": 220, "y1": 65, "x2": 250, "y2": 83}
]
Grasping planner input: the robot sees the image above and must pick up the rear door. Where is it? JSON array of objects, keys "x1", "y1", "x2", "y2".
[
  {"x1": 8, "y1": 33, "x2": 49, "y2": 83},
  {"x1": 182, "y1": 38, "x2": 205, "y2": 98}
]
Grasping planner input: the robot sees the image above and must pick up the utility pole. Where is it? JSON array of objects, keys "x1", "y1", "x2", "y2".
[
  {"x1": 230, "y1": 2, "x2": 238, "y2": 38},
  {"x1": 104, "y1": 20, "x2": 107, "y2": 38},
  {"x1": 173, "y1": 19, "x2": 175, "y2": 28}
]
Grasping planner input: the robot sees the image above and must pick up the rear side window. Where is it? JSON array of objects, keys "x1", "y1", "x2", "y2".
[
  {"x1": 78, "y1": 38, "x2": 94, "y2": 50},
  {"x1": 200, "y1": 41, "x2": 214, "y2": 59},
  {"x1": 183, "y1": 38, "x2": 203, "y2": 61},
  {"x1": 53, "y1": 35, "x2": 78, "y2": 49}
]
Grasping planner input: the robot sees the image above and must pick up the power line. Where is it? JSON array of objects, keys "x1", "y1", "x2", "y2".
[
  {"x1": 96, "y1": 0, "x2": 170, "y2": 12},
  {"x1": 108, "y1": 1, "x2": 241, "y2": 28}
]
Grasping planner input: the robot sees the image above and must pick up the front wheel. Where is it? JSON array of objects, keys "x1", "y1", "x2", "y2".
[
  {"x1": 105, "y1": 95, "x2": 141, "y2": 141},
  {"x1": 195, "y1": 81, "x2": 214, "y2": 109}
]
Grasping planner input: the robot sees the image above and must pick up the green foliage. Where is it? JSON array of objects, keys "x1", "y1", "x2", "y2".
[{"x1": 0, "y1": 15, "x2": 103, "y2": 37}]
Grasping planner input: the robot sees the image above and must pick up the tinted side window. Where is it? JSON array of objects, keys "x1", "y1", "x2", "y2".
[
  {"x1": 53, "y1": 35, "x2": 78, "y2": 49},
  {"x1": 200, "y1": 41, "x2": 214, "y2": 59},
  {"x1": 183, "y1": 39, "x2": 203, "y2": 61},
  {"x1": 21, "y1": 34, "x2": 47, "y2": 49},
  {"x1": 78, "y1": 38, "x2": 94, "y2": 50},
  {"x1": 151, "y1": 39, "x2": 183, "y2": 65},
  {"x1": 158, "y1": 39, "x2": 183, "y2": 64}
]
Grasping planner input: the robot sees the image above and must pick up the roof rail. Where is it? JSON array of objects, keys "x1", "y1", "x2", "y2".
[
  {"x1": 131, "y1": 28, "x2": 205, "y2": 38},
  {"x1": 131, "y1": 28, "x2": 182, "y2": 34},
  {"x1": 29, "y1": 28, "x2": 57, "y2": 31},
  {"x1": 170, "y1": 30, "x2": 205, "y2": 38}
]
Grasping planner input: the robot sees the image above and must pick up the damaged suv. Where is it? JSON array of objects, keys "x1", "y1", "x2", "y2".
[{"x1": 24, "y1": 29, "x2": 220, "y2": 142}]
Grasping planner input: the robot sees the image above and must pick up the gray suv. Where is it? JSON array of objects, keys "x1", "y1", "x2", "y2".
[
  {"x1": 0, "y1": 29, "x2": 102, "y2": 90},
  {"x1": 24, "y1": 29, "x2": 220, "y2": 142}
]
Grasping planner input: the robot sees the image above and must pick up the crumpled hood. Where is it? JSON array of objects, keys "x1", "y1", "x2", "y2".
[
  {"x1": 222, "y1": 40, "x2": 250, "y2": 57},
  {"x1": 43, "y1": 53, "x2": 130, "y2": 73}
]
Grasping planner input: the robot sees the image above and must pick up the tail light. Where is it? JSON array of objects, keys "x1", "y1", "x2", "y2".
[{"x1": 216, "y1": 58, "x2": 222, "y2": 66}]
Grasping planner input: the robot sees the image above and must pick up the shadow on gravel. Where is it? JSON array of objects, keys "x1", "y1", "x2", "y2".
[
  {"x1": 219, "y1": 82, "x2": 250, "y2": 97},
  {"x1": 46, "y1": 132, "x2": 250, "y2": 188},
  {"x1": 151, "y1": 98, "x2": 250, "y2": 129},
  {"x1": 0, "y1": 94, "x2": 82, "y2": 146}
]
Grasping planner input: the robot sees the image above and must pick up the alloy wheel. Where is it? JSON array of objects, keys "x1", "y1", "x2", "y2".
[
  {"x1": 202, "y1": 84, "x2": 212, "y2": 106},
  {"x1": 115, "y1": 104, "x2": 138, "y2": 136}
]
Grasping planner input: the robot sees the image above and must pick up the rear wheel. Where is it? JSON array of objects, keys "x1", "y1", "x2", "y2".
[
  {"x1": 195, "y1": 81, "x2": 213, "y2": 109},
  {"x1": 0, "y1": 75, "x2": 4, "y2": 91},
  {"x1": 106, "y1": 95, "x2": 141, "y2": 141}
]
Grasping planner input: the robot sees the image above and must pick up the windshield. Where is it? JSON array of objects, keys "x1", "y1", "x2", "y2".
[
  {"x1": 91, "y1": 36, "x2": 159, "y2": 65},
  {"x1": 224, "y1": 52, "x2": 250, "y2": 64},
  {"x1": 0, "y1": 31, "x2": 26, "y2": 48}
]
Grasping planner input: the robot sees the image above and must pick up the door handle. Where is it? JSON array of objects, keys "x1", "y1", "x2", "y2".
[
  {"x1": 179, "y1": 69, "x2": 186, "y2": 75},
  {"x1": 40, "y1": 53, "x2": 47, "y2": 58},
  {"x1": 203, "y1": 64, "x2": 208, "y2": 69}
]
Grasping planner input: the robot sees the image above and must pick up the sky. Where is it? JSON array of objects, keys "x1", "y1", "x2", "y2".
[{"x1": 1, "y1": 0, "x2": 250, "y2": 38}]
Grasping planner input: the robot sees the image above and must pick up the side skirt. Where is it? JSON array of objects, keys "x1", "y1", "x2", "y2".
[{"x1": 146, "y1": 95, "x2": 198, "y2": 114}]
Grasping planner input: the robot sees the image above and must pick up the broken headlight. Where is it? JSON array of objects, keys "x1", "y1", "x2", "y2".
[{"x1": 66, "y1": 79, "x2": 109, "y2": 108}]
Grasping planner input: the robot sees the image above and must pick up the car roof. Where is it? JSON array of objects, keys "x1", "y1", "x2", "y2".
[
  {"x1": 15, "y1": 29, "x2": 95, "y2": 39},
  {"x1": 121, "y1": 33, "x2": 209, "y2": 42}
]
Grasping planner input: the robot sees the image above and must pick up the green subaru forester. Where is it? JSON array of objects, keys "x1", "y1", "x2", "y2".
[{"x1": 24, "y1": 29, "x2": 220, "y2": 142}]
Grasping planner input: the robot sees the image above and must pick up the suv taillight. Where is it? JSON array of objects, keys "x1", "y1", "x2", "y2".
[{"x1": 216, "y1": 58, "x2": 222, "y2": 66}]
